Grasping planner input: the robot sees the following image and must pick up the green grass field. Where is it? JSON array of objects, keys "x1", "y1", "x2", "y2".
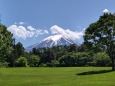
[{"x1": 0, "y1": 67, "x2": 115, "y2": 86}]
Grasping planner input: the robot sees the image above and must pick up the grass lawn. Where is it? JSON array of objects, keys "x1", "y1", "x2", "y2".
[{"x1": 0, "y1": 67, "x2": 115, "y2": 86}]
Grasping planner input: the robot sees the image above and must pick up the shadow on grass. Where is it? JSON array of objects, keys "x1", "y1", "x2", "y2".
[{"x1": 77, "y1": 70, "x2": 113, "y2": 76}]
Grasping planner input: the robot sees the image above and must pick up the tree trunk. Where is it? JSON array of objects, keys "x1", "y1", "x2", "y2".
[{"x1": 112, "y1": 58, "x2": 115, "y2": 71}]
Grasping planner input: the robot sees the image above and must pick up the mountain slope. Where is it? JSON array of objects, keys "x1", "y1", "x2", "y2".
[{"x1": 26, "y1": 34, "x2": 75, "y2": 52}]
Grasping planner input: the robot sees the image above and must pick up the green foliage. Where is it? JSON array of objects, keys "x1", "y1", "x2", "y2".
[
  {"x1": 0, "y1": 24, "x2": 14, "y2": 63},
  {"x1": 32, "y1": 44, "x2": 81, "y2": 65},
  {"x1": 15, "y1": 42, "x2": 25, "y2": 57},
  {"x1": 46, "y1": 60, "x2": 60, "y2": 67},
  {"x1": 28, "y1": 55, "x2": 40, "y2": 67},
  {"x1": 59, "y1": 52, "x2": 90, "y2": 67},
  {"x1": 0, "y1": 62, "x2": 9, "y2": 67},
  {"x1": 0, "y1": 24, "x2": 26, "y2": 67},
  {"x1": 51, "y1": 60, "x2": 60, "y2": 67},
  {"x1": 15, "y1": 57, "x2": 28, "y2": 67},
  {"x1": 59, "y1": 53, "x2": 76, "y2": 67},
  {"x1": 84, "y1": 13, "x2": 115, "y2": 70},
  {"x1": 58, "y1": 52, "x2": 111, "y2": 67},
  {"x1": 7, "y1": 42, "x2": 26, "y2": 67},
  {"x1": 69, "y1": 44, "x2": 78, "y2": 52},
  {"x1": 92, "y1": 52, "x2": 111, "y2": 66},
  {"x1": 39, "y1": 63, "x2": 47, "y2": 67}
]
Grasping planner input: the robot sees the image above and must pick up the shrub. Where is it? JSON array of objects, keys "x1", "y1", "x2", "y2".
[
  {"x1": 46, "y1": 60, "x2": 60, "y2": 67},
  {"x1": 0, "y1": 62, "x2": 9, "y2": 67},
  {"x1": 58, "y1": 52, "x2": 90, "y2": 67},
  {"x1": 39, "y1": 63, "x2": 47, "y2": 67},
  {"x1": 92, "y1": 52, "x2": 111, "y2": 66},
  {"x1": 51, "y1": 60, "x2": 60, "y2": 67},
  {"x1": 59, "y1": 54, "x2": 76, "y2": 67},
  {"x1": 28, "y1": 55, "x2": 40, "y2": 67},
  {"x1": 15, "y1": 57, "x2": 28, "y2": 67}
]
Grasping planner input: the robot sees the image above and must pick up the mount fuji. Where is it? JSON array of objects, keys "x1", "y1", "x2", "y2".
[{"x1": 26, "y1": 34, "x2": 76, "y2": 52}]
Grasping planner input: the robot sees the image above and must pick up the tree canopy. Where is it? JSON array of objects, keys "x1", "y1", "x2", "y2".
[
  {"x1": 84, "y1": 13, "x2": 115, "y2": 70},
  {"x1": 0, "y1": 24, "x2": 14, "y2": 63}
]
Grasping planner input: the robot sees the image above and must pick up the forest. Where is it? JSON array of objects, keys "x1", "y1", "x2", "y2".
[{"x1": 0, "y1": 12, "x2": 115, "y2": 70}]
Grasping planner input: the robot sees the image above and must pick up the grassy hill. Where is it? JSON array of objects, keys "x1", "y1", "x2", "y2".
[{"x1": 0, "y1": 67, "x2": 115, "y2": 86}]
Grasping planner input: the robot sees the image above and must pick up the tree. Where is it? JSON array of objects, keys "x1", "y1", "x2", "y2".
[
  {"x1": 7, "y1": 42, "x2": 25, "y2": 67},
  {"x1": 84, "y1": 13, "x2": 115, "y2": 70},
  {"x1": 15, "y1": 42, "x2": 25, "y2": 57},
  {"x1": 77, "y1": 44, "x2": 87, "y2": 52},
  {"x1": 0, "y1": 24, "x2": 14, "y2": 64},
  {"x1": 69, "y1": 44, "x2": 77, "y2": 52}
]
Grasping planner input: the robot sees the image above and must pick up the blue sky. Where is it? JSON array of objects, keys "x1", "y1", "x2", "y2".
[{"x1": 0, "y1": 0, "x2": 115, "y2": 48}]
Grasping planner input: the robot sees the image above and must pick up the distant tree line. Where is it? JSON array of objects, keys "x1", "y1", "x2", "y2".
[{"x1": 27, "y1": 45, "x2": 111, "y2": 67}]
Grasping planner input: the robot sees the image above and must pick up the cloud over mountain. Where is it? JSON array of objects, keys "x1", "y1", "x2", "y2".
[
  {"x1": 8, "y1": 24, "x2": 84, "y2": 41},
  {"x1": 7, "y1": 25, "x2": 48, "y2": 39},
  {"x1": 50, "y1": 25, "x2": 84, "y2": 41}
]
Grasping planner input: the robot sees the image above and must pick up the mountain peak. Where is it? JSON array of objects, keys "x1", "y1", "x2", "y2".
[
  {"x1": 26, "y1": 34, "x2": 75, "y2": 52},
  {"x1": 42, "y1": 34, "x2": 63, "y2": 42}
]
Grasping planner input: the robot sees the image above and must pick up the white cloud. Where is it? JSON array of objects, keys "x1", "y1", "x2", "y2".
[
  {"x1": 27, "y1": 26, "x2": 36, "y2": 31},
  {"x1": 7, "y1": 25, "x2": 49, "y2": 39},
  {"x1": 14, "y1": 22, "x2": 27, "y2": 25},
  {"x1": 103, "y1": 9, "x2": 109, "y2": 13},
  {"x1": 50, "y1": 25, "x2": 84, "y2": 41}
]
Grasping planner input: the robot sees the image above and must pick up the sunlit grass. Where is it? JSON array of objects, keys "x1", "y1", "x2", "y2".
[{"x1": 0, "y1": 67, "x2": 114, "y2": 86}]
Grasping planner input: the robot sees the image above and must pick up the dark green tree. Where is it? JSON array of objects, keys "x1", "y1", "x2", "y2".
[
  {"x1": 69, "y1": 44, "x2": 77, "y2": 52},
  {"x1": 32, "y1": 48, "x2": 37, "y2": 55},
  {"x1": 15, "y1": 42, "x2": 25, "y2": 57},
  {"x1": 0, "y1": 24, "x2": 14, "y2": 65},
  {"x1": 84, "y1": 13, "x2": 115, "y2": 70},
  {"x1": 7, "y1": 42, "x2": 25, "y2": 67},
  {"x1": 77, "y1": 44, "x2": 87, "y2": 52}
]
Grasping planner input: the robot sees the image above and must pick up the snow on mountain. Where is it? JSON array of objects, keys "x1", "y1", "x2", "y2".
[{"x1": 26, "y1": 34, "x2": 75, "y2": 52}]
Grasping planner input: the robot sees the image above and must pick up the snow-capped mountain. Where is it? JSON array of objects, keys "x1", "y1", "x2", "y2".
[{"x1": 26, "y1": 34, "x2": 75, "y2": 52}]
